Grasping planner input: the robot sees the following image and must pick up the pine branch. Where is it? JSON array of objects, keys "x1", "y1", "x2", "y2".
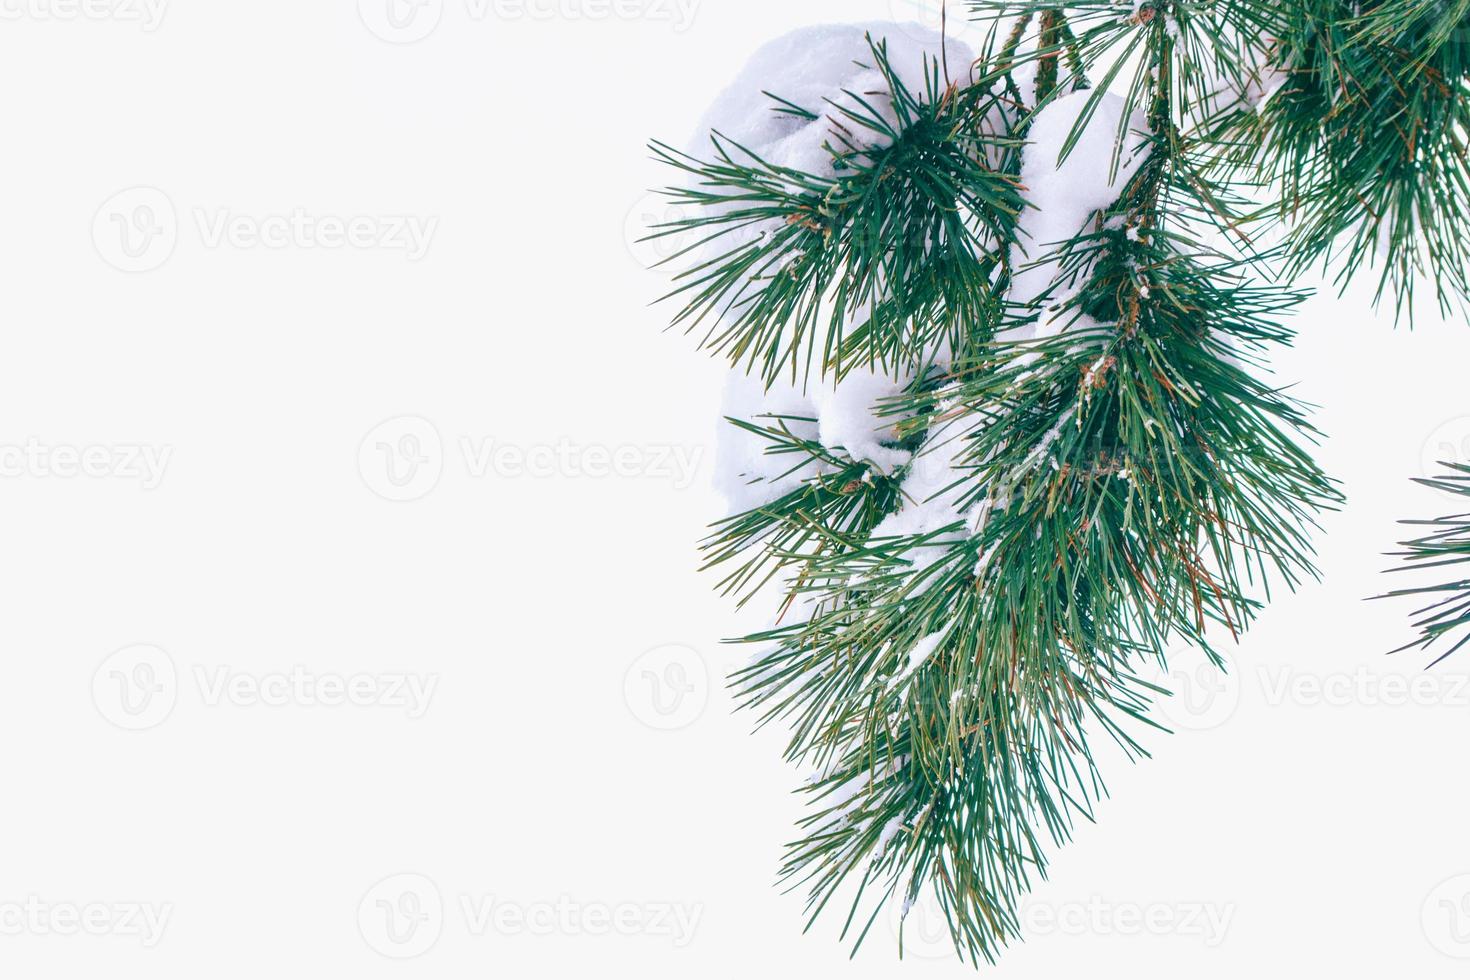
[
  {"x1": 644, "y1": 37, "x2": 1025, "y2": 384},
  {"x1": 699, "y1": 412, "x2": 926, "y2": 607},
  {"x1": 690, "y1": 15, "x2": 1339, "y2": 964},
  {"x1": 622, "y1": 3, "x2": 1470, "y2": 963},
  {"x1": 1235, "y1": 0, "x2": 1470, "y2": 318}
]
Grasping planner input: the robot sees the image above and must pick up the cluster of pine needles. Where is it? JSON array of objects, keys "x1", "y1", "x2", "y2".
[{"x1": 644, "y1": 0, "x2": 1470, "y2": 964}]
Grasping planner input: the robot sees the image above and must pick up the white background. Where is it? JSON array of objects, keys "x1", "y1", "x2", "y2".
[{"x1": 2, "y1": 0, "x2": 1470, "y2": 976}]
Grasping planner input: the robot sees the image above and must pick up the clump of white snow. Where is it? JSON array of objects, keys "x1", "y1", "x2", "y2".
[
  {"x1": 864, "y1": 408, "x2": 976, "y2": 575},
  {"x1": 692, "y1": 22, "x2": 975, "y2": 172},
  {"x1": 700, "y1": 28, "x2": 1156, "y2": 627},
  {"x1": 714, "y1": 372, "x2": 826, "y2": 513},
  {"x1": 1006, "y1": 91, "x2": 1151, "y2": 334},
  {"x1": 810, "y1": 367, "x2": 914, "y2": 475},
  {"x1": 694, "y1": 23, "x2": 974, "y2": 514},
  {"x1": 867, "y1": 95, "x2": 1151, "y2": 574},
  {"x1": 714, "y1": 361, "x2": 935, "y2": 514}
]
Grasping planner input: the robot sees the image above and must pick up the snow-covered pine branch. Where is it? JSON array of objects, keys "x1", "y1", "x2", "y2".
[{"x1": 633, "y1": 1, "x2": 1470, "y2": 962}]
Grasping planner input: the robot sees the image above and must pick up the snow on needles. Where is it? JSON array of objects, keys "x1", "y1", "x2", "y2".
[
  {"x1": 704, "y1": 35, "x2": 1153, "y2": 552},
  {"x1": 690, "y1": 22, "x2": 974, "y2": 173},
  {"x1": 698, "y1": 28, "x2": 1154, "y2": 652},
  {"x1": 692, "y1": 23, "x2": 975, "y2": 514},
  {"x1": 1006, "y1": 90, "x2": 1150, "y2": 337},
  {"x1": 868, "y1": 94, "x2": 1147, "y2": 572}
]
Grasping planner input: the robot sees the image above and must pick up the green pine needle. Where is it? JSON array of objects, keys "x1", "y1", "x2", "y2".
[
  {"x1": 1381, "y1": 462, "x2": 1470, "y2": 664},
  {"x1": 644, "y1": 37, "x2": 1024, "y2": 384}
]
